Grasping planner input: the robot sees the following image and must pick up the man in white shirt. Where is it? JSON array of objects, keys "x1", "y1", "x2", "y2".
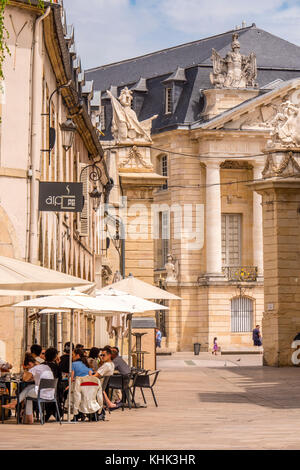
[{"x1": 3, "y1": 353, "x2": 54, "y2": 424}]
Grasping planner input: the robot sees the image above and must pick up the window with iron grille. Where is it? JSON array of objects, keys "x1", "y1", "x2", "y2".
[
  {"x1": 165, "y1": 87, "x2": 173, "y2": 114},
  {"x1": 231, "y1": 297, "x2": 253, "y2": 332},
  {"x1": 222, "y1": 213, "x2": 242, "y2": 266}
]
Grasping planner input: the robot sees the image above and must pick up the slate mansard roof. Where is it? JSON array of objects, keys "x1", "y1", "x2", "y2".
[{"x1": 85, "y1": 25, "x2": 300, "y2": 139}]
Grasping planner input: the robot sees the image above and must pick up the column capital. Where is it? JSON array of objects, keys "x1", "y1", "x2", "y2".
[{"x1": 204, "y1": 159, "x2": 222, "y2": 169}]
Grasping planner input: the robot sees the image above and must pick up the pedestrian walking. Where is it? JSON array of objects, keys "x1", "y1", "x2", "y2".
[
  {"x1": 252, "y1": 325, "x2": 262, "y2": 346},
  {"x1": 155, "y1": 328, "x2": 162, "y2": 348},
  {"x1": 212, "y1": 337, "x2": 219, "y2": 355}
]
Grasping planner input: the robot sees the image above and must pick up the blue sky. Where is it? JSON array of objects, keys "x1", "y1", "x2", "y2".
[{"x1": 63, "y1": 0, "x2": 300, "y2": 70}]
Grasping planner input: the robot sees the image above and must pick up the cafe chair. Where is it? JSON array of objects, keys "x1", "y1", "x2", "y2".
[
  {"x1": 73, "y1": 375, "x2": 103, "y2": 422},
  {"x1": 107, "y1": 374, "x2": 133, "y2": 411},
  {"x1": 26, "y1": 378, "x2": 61, "y2": 425},
  {"x1": 0, "y1": 382, "x2": 10, "y2": 423},
  {"x1": 131, "y1": 370, "x2": 160, "y2": 407}
]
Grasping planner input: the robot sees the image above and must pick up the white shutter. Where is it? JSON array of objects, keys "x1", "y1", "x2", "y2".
[{"x1": 80, "y1": 164, "x2": 90, "y2": 237}]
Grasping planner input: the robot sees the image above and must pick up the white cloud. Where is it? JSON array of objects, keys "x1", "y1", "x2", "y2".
[{"x1": 62, "y1": 0, "x2": 300, "y2": 69}]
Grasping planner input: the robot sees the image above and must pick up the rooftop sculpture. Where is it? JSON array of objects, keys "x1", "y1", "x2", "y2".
[
  {"x1": 107, "y1": 87, "x2": 157, "y2": 144},
  {"x1": 210, "y1": 33, "x2": 257, "y2": 89}
]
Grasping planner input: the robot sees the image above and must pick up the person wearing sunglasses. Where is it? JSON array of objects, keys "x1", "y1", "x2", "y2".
[
  {"x1": 94, "y1": 347, "x2": 114, "y2": 379},
  {"x1": 93, "y1": 347, "x2": 117, "y2": 410}
]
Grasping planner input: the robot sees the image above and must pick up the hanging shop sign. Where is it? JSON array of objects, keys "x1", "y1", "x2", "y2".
[{"x1": 39, "y1": 182, "x2": 84, "y2": 213}]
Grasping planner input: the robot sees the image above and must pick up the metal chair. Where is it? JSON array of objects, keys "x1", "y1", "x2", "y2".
[
  {"x1": 101, "y1": 375, "x2": 112, "y2": 415},
  {"x1": 107, "y1": 374, "x2": 133, "y2": 411},
  {"x1": 26, "y1": 378, "x2": 61, "y2": 425},
  {"x1": 0, "y1": 382, "x2": 10, "y2": 423},
  {"x1": 131, "y1": 370, "x2": 160, "y2": 407}
]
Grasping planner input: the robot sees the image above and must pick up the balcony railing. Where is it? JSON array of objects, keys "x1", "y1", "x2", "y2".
[{"x1": 223, "y1": 266, "x2": 258, "y2": 282}]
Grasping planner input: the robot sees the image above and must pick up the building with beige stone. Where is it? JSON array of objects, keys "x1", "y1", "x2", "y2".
[
  {"x1": 87, "y1": 24, "x2": 300, "y2": 353},
  {"x1": 0, "y1": 0, "x2": 110, "y2": 367}
]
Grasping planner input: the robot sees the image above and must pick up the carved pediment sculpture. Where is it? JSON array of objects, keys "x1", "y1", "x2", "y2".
[
  {"x1": 262, "y1": 152, "x2": 300, "y2": 178},
  {"x1": 107, "y1": 87, "x2": 158, "y2": 144},
  {"x1": 119, "y1": 145, "x2": 153, "y2": 170},
  {"x1": 266, "y1": 100, "x2": 300, "y2": 149},
  {"x1": 210, "y1": 33, "x2": 258, "y2": 89}
]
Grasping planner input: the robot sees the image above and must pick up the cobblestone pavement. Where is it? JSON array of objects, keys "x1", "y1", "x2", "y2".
[{"x1": 1, "y1": 353, "x2": 300, "y2": 450}]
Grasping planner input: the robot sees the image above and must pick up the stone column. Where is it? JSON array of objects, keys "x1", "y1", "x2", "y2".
[
  {"x1": 252, "y1": 162, "x2": 264, "y2": 276},
  {"x1": 252, "y1": 150, "x2": 300, "y2": 366},
  {"x1": 205, "y1": 160, "x2": 222, "y2": 276}
]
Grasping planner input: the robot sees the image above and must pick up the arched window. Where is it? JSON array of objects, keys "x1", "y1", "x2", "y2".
[{"x1": 231, "y1": 297, "x2": 253, "y2": 332}]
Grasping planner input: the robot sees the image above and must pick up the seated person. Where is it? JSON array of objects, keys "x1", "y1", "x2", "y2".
[
  {"x1": 71, "y1": 348, "x2": 92, "y2": 381},
  {"x1": 44, "y1": 347, "x2": 62, "y2": 421},
  {"x1": 30, "y1": 344, "x2": 44, "y2": 364},
  {"x1": 0, "y1": 357, "x2": 12, "y2": 376},
  {"x1": 111, "y1": 346, "x2": 131, "y2": 405},
  {"x1": 111, "y1": 347, "x2": 131, "y2": 375},
  {"x1": 3, "y1": 353, "x2": 54, "y2": 424},
  {"x1": 40, "y1": 349, "x2": 46, "y2": 362},
  {"x1": 59, "y1": 342, "x2": 74, "y2": 375},
  {"x1": 87, "y1": 347, "x2": 100, "y2": 372},
  {"x1": 93, "y1": 347, "x2": 116, "y2": 410}
]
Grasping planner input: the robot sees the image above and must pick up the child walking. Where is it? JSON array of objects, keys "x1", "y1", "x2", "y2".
[{"x1": 212, "y1": 337, "x2": 219, "y2": 355}]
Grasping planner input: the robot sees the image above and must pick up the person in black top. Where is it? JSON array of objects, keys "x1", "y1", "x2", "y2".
[
  {"x1": 59, "y1": 342, "x2": 74, "y2": 374},
  {"x1": 252, "y1": 325, "x2": 262, "y2": 346},
  {"x1": 44, "y1": 347, "x2": 63, "y2": 422}
]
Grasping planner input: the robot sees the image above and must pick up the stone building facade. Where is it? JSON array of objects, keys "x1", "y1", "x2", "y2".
[
  {"x1": 87, "y1": 25, "x2": 300, "y2": 353},
  {"x1": 0, "y1": 0, "x2": 110, "y2": 366}
]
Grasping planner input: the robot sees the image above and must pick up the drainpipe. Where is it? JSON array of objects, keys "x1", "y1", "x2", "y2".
[
  {"x1": 28, "y1": 7, "x2": 51, "y2": 264},
  {"x1": 23, "y1": 7, "x2": 51, "y2": 356}
]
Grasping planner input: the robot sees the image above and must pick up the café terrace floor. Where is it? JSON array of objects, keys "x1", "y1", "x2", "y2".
[{"x1": 1, "y1": 352, "x2": 300, "y2": 450}]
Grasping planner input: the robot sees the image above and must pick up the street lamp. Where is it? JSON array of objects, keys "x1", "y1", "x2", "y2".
[
  {"x1": 89, "y1": 185, "x2": 102, "y2": 212},
  {"x1": 60, "y1": 118, "x2": 77, "y2": 152},
  {"x1": 41, "y1": 81, "x2": 72, "y2": 165}
]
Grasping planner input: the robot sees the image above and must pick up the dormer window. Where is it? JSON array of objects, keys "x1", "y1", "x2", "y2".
[{"x1": 165, "y1": 87, "x2": 173, "y2": 114}]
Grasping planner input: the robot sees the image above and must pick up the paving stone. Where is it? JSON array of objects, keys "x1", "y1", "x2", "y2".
[{"x1": 1, "y1": 353, "x2": 300, "y2": 449}]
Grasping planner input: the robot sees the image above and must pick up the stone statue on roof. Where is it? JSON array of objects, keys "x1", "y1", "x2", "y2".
[
  {"x1": 107, "y1": 87, "x2": 158, "y2": 144},
  {"x1": 266, "y1": 100, "x2": 300, "y2": 149},
  {"x1": 210, "y1": 33, "x2": 257, "y2": 89}
]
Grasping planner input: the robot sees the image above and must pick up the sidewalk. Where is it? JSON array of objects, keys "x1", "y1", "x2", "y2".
[{"x1": 1, "y1": 354, "x2": 300, "y2": 450}]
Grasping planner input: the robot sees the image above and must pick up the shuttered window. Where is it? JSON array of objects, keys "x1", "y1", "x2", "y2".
[
  {"x1": 157, "y1": 211, "x2": 170, "y2": 268},
  {"x1": 222, "y1": 214, "x2": 242, "y2": 266},
  {"x1": 162, "y1": 211, "x2": 170, "y2": 266},
  {"x1": 100, "y1": 105, "x2": 106, "y2": 130},
  {"x1": 165, "y1": 87, "x2": 173, "y2": 114},
  {"x1": 79, "y1": 164, "x2": 90, "y2": 237},
  {"x1": 231, "y1": 297, "x2": 253, "y2": 332},
  {"x1": 161, "y1": 155, "x2": 168, "y2": 190}
]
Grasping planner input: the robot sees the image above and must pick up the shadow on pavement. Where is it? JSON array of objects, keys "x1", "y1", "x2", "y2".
[{"x1": 198, "y1": 365, "x2": 300, "y2": 409}]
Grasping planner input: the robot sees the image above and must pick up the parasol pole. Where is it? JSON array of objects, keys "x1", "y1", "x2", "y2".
[
  {"x1": 67, "y1": 308, "x2": 74, "y2": 423},
  {"x1": 127, "y1": 313, "x2": 133, "y2": 367}
]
